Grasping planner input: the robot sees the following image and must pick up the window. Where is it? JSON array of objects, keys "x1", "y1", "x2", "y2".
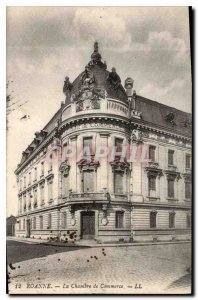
[
  {"x1": 49, "y1": 154, "x2": 53, "y2": 171},
  {"x1": 115, "y1": 138, "x2": 123, "y2": 153},
  {"x1": 23, "y1": 194, "x2": 26, "y2": 211},
  {"x1": 41, "y1": 162, "x2": 44, "y2": 175},
  {"x1": 23, "y1": 219, "x2": 25, "y2": 230},
  {"x1": 39, "y1": 216, "x2": 43, "y2": 229},
  {"x1": 19, "y1": 220, "x2": 21, "y2": 230},
  {"x1": 48, "y1": 180, "x2": 53, "y2": 201},
  {"x1": 149, "y1": 145, "x2": 156, "y2": 162},
  {"x1": 169, "y1": 212, "x2": 175, "y2": 228},
  {"x1": 40, "y1": 185, "x2": 45, "y2": 204},
  {"x1": 168, "y1": 150, "x2": 174, "y2": 165},
  {"x1": 48, "y1": 214, "x2": 52, "y2": 229},
  {"x1": 34, "y1": 167, "x2": 37, "y2": 181},
  {"x1": 186, "y1": 214, "x2": 191, "y2": 229},
  {"x1": 24, "y1": 176, "x2": 26, "y2": 188},
  {"x1": 33, "y1": 217, "x2": 36, "y2": 229},
  {"x1": 149, "y1": 176, "x2": 156, "y2": 193},
  {"x1": 19, "y1": 197, "x2": 22, "y2": 213},
  {"x1": 61, "y1": 212, "x2": 67, "y2": 228},
  {"x1": 29, "y1": 172, "x2": 31, "y2": 185},
  {"x1": 168, "y1": 179, "x2": 174, "y2": 198},
  {"x1": 62, "y1": 173, "x2": 69, "y2": 197},
  {"x1": 186, "y1": 154, "x2": 191, "y2": 169},
  {"x1": 114, "y1": 171, "x2": 124, "y2": 194},
  {"x1": 83, "y1": 170, "x2": 94, "y2": 192},
  {"x1": 33, "y1": 188, "x2": 37, "y2": 207},
  {"x1": 185, "y1": 182, "x2": 191, "y2": 199},
  {"x1": 115, "y1": 211, "x2": 124, "y2": 228},
  {"x1": 150, "y1": 212, "x2": 157, "y2": 228},
  {"x1": 83, "y1": 137, "x2": 93, "y2": 156},
  {"x1": 20, "y1": 180, "x2": 22, "y2": 191}
]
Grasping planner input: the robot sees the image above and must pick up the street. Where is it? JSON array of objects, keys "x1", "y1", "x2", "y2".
[
  {"x1": 7, "y1": 240, "x2": 89, "y2": 264},
  {"x1": 7, "y1": 240, "x2": 191, "y2": 294}
]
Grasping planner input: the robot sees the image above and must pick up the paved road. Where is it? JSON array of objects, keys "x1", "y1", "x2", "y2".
[
  {"x1": 7, "y1": 241, "x2": 191, "y2": 295},
  {"x1": 7, "y1": 240, "x2": 90, "y2": 264}
]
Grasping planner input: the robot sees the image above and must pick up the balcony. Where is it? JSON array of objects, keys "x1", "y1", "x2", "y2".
[
  {"x1": 110, "y1": 194, "x2": 128, "y2": 201},
  {"x1": 61, "y1": 97, "x2": 129, "y2": 122},
  {"x1": 168, "y1": 165, "x2": 177, "y2": 172},
  {"x1": 146, "y1": 161, "x2": 160, "y2": 169},
  {"x1": 69, "y1": 192, "x2": 108, "y2": 203},
  {"x1": 185, "y1": 168, "x2": 191, "y2": 174}
]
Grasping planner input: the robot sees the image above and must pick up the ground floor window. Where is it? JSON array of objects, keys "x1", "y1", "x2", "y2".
[
  {"x1": 48, "y1": 214, "x2": 52, "y2": 229},
  {"x1": 185, "y1": 182, "x2": 191, "y2": 199},
  {"x1": 61, "y1": 212, "x2": 67, "y2": 228},
  {"x1": 23, "y1": 218, "x2": 25, "y2": 230},
  {"x1": 40, "y1": 216, "x2": 43, "y2": 229},
  {"x1": 33, "y1": 216, "x2": 36, "y2": 229},
  {"x1": 150, "y1": 211, "x2": 157, "y2": 228},
  {"x1": 186, "y1": 214, "x2": 191, "y2": 229},
  {"x1": 19, "y1": 220, "x2": 21, "y2": 230},
  {"x1": 115, "y1": 211, "x2": 124, "y2": 228},
  {"x1": 169, "y1": 212, "x2": 175, "y2": 228}
]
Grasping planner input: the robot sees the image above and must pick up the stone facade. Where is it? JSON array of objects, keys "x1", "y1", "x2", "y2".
[{"x1": 15, "y1": 43, "x2": 191, "y2": 243}]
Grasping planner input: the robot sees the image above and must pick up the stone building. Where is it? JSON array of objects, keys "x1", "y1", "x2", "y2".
[
  {"x1": 15, "y1": 43, "x2": 192, "y2": 243},
  {"x1": 6, "y1": 215, "x2": 16, "y2": 236}
]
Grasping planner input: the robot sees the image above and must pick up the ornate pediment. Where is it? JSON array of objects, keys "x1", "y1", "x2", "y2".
[
  {"x1": 164, "y1": 170, "x2": 181, "y2": 181},
  {"x1": 110, "y1": 159, "x2": 130, "y2": 173},
  {"x1": 145, "y1": 161, "x2": 163, "y2": 177},
  {"x1": 77, "y1": 157, "x2": 100, "y2": 172}
]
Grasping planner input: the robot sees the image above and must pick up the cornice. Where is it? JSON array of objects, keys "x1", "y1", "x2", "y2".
[{"x1": 15, "y1": 111, "x2": 191, "y2": 175}]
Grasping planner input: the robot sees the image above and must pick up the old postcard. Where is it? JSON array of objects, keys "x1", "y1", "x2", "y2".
[{"x1": 6, "y1": 6, "x2": 192, "y2": 294}]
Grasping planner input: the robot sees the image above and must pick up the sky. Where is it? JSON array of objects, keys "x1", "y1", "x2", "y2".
[{"x1": 6, "y1": 6, "x2": 191, "y2": 216}]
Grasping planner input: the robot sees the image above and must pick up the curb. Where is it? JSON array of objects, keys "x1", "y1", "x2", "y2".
[
  {"x1": 41, "y1": 240, "x2": 191, "y2": 248},
  {"x1": 7, "y1": 237, "x2": 191, "y2": 248}
]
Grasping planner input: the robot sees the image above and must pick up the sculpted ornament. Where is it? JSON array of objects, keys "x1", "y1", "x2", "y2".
[
  {"x1": 81, "y1": 66, "x2": 95, "y2": 91},
  {"x1": 59, "y1": 161, "x2": 70, "y2": 177},
  {"x1": 131, "y1": 129, "x2": 142, "y2": 143},
  {"x1": 63, "y1": 76, "x2": 73, "y2": 97}
]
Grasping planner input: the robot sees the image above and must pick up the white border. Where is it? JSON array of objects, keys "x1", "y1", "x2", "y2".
[{"x1": 1, "y1": 1, "x2": 197, "y2": 299}]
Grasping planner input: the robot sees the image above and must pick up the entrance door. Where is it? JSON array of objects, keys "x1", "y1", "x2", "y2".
[
  {"x1": 26, "y1": 219, "x2": 31, "y2": 238},
  {"x1": 81, "y1": 211, "x2": 95, "y2": 239}
]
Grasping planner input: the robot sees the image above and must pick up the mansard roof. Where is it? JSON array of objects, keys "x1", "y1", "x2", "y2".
[{"x1": 135, "y1": 95, "x2": 192, "y2": 138}]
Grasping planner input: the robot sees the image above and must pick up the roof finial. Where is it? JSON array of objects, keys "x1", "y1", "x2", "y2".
[
  {"x1": 91, "y1": 41, "x2": 101, "y2": 62},
  {"x1": 94, "y1": 41, "x2": 98, "y2": 53}
]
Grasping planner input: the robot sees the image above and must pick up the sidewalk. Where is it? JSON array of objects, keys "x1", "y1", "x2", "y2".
[{"x1": 7, "y1": 236, "x2": 191, "y2": 248}]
